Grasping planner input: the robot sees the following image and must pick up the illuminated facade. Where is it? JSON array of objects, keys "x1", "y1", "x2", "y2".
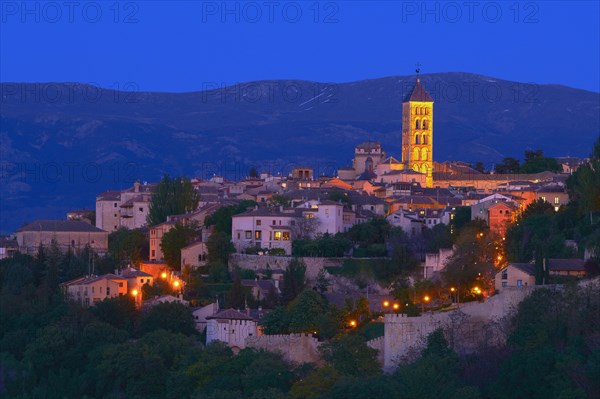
[{"x1": 401, "y1": 77, "x2": 434, "y2": 187}]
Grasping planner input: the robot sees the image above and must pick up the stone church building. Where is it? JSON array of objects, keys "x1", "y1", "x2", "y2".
[{"x1": 338, "y1": 76, "x2": 435, "y2": 187}]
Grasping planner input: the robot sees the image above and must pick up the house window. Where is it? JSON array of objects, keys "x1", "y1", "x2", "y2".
[
  {"x1": 106, "y1": 287, "x2": 110, "y2": 295},
  {"x1": 501, "y1": 270, "x2": 507, "y2": 279},
  {"x1": 282, "y1": 232, "x2": 290, "y2": 241},
  {"x1": 139, "y1": 207, "x2": 143, "y2": 212},
  {"x1": 151, "y1": 250, "x2": 155, "y2": 257},
  {"x1": 256, "y1": 220, "x2": 261, "y2": 226},
  {"x1": 245, "y1": 231, "x2": 252, "y2": 239},
  {"x1": 502, "y1": 281, "x2": 507, "y2": 287},
  {"x1": 114, "y1": 203, "x2": 117, "y2": 207},
  {"x1": 255, "y1": 231, "x2": 262, "y2": 240},
  {"x1": 272, "y1": 220, "x2": 276, "y2": 225},
  {"x1": 554, "y1": 197, "x2": 559, "y2": 205},
  {"x1": 119, "y1": 282, "x2": 123, "y2": 287},
  {"x1": 92, "y1": 287, "x2": 95, "y2": 293},
  {"x1": 516, "y1": 280, "x2": 523, "y2": 286},
  {"x1": 274, "y1": 231, "x2": 282, "y2": 241}
]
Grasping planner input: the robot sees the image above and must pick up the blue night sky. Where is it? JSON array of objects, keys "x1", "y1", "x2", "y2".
[{"x1": 1, "y1": 1, "x2": 599, "y2": 92}]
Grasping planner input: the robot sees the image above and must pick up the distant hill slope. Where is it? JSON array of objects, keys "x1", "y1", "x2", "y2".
[{"x1": 1, "y1": 72, "x2": 599, "y2": 232}]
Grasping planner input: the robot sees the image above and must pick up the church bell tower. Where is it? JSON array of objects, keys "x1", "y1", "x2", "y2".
[{"x1": 401, "y1": 69, "x2": 434, "y2": 187}]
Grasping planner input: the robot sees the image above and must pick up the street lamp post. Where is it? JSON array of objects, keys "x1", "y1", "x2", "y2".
[{"x1": 422, "y1": 296, "x2": 430, "y2": 313}]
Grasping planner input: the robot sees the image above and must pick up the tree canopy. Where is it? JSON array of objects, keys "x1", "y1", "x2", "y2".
[{"x1": 147, "y1": 175, "x2": 200, "y2": 226}]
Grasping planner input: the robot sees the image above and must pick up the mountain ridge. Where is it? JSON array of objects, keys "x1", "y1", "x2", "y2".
[{"x1": 1, "y1": 72, "x2": 599, "y2": 232}]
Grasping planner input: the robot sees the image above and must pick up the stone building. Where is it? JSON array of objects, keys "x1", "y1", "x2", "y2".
[
  {"x1": 61, "y1": 274, "x2": 128, "y2": 307},
  {"x1": 401, "y1": 77, "x2": 434, "y2": 187},
  {"x1": 337, "y1": 76, "x2": 434, "y2": 187},
  {"x1": 16, "y1": 220, "x2": 108, "y2": 255},
  {"x1": 495, "y1": 263, "x2": 536, "y2": 291},
  {"x1": 206, "y1": 308, "x2": 259, "y2": 350},
  {"x1": 95, "y1": 180, "x2": 155, "y2": 232}
]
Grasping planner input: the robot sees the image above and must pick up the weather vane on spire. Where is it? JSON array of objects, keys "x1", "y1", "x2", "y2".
[{"x1": 415, "y1": 63, "x2": 421, "y2": 78}]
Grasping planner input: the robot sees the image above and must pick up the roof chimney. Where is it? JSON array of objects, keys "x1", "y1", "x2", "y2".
[{"x1": 134, "y1": 180, "x2": 140, "y2": 193}]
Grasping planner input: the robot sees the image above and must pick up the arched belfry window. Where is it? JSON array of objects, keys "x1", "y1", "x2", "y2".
[
  {"x1": 423, "y1": 135, "x2": 428, "y2": 145},
  {"x1": 423, "y1": 120, "x2": 429, "y2": 129},
  {"x1": 421, "y1": 148, "x2": 428, "y2": 161},
  {"x1": 415, "y1": 135, "x2": 420, "y2": 144},
  {"x1": 425, "y1": 108, "x2": 429, "y2": 115},
  {"x1": 413, "y1": 148, "x2": 420, "y2": 161},
  {"x1": 415, "y1": 119, "x2": 420, "y2": 129}
]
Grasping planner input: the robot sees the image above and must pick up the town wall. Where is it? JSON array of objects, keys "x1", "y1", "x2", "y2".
[
  {"x1": 245, "y1": 333, "x2": 322, "y2": 365},
  {"x1": 382, "y1": 286, "x2": 549, "y2": 371},
  {"x1": 366, "y1": 336, "x2": 385, "y2": 365},
  {"x1": 230, "y1": 254, "x2": 345, "y2": 279}
]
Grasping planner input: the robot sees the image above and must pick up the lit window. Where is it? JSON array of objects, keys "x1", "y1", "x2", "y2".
[
  {"x1": 554, "y1": 197, "x2": 559, "y2": 205},
  {"x1": 274, "y1": 231, "x2": 282, "y2": 241},
  {"x1": 516, "y1": 280, "x2": 523, "y2": 286},
  {"x1": 255, "y1": 231, "x2": 262, "y2": 240},
  {"x1": 282, "y1": 232, "x2": 290, "y2": 241}
]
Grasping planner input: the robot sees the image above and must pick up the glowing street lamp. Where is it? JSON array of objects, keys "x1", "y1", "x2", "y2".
[
  {"x1": 421, "y1": 295, "x2": 430, "y2": 313},
  {"x1": 393, "y1": 303, "x2": 400, "y2": 311},
  {"x1": 349, "y1": 320, "x2": 357, "y2": 327},
  {"x1": 383, "y1": 300, "x2": 390, "y2": 307},
  {"x1": 131, "y1": 289, "x2": 139, "y2": 297},
  {"x1": 161, "y1": 272, "x2": 167, "y2": 279}
]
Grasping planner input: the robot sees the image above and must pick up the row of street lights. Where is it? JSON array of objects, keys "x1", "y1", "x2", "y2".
[{"x1": 130, "y1": 272, "x2": 182, "y2": 301}]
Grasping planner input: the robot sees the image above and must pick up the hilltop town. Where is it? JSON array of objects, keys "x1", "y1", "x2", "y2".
[{"x1": 1, "y1": 78, "x2": 599, "y2": 398}]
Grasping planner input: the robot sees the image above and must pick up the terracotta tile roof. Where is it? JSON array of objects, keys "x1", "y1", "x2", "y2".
[
  {"x1": 403, "y1": 79, "x2": 434, "y2": 102},
  {"x1": 509, "y1": 263, "x2": 537, "y2": 276},
  {"x1": 206, "y1": 308, "x2": 255, "y2": 321},
  {"x1": 120, "y1": 267, "x2": 153, "y2": 278},
  {"x1": 17, "y1": 220, "x2": 106, "y2": 233},
  {"x1": 548, "y1": 258, "x2": 586, "y2": 272}
]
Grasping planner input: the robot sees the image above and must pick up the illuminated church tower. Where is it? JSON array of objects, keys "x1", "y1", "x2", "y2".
[{"x1": 401, "y1": 71, "x2": 434, "y2": 187}]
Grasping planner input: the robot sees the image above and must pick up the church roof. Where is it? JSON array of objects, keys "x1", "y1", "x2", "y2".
[
  {"x1": 356, "y1": 170, "x2": 378, "y2": 181},
  {"x1": 403, "y1": 79, "x2": 434, "y2": 102},
  {"x1": 355, "y1": 141, "x2": 381, "y2": 151}
]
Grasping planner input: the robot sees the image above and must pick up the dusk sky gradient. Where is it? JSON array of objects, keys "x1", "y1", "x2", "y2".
[{"x1": 1, "y1": 1, "x2": 599, "y2": 92}]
